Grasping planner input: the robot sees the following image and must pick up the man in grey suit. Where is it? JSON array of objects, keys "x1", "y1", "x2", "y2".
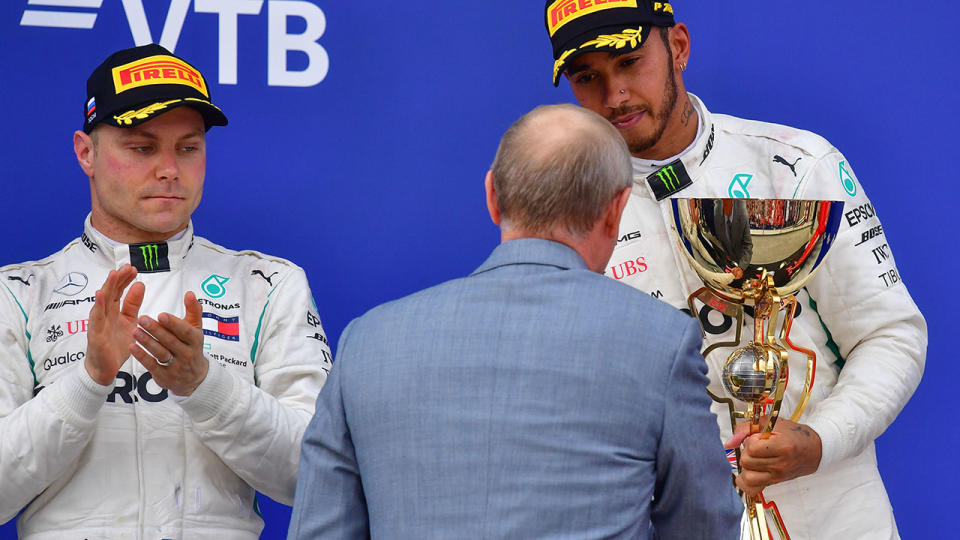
[{"x1": 288, "y1": 104, "x2": 742, "y2": 539}]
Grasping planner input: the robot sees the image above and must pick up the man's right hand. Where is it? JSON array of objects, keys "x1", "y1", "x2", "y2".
[{"x1": 85, "y1": 265, "x2": 144, "y2": 386}]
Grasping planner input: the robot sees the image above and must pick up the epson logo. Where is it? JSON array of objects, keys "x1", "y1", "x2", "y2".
[
  {"x1": 844, "y1": 202, "x2": 876, "y2": 228},
  {"x1": 19, "y1": 0, "x2": 328, "y2": 87}
]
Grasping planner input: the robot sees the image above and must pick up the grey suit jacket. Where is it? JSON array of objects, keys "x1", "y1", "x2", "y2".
[{"x1": 288, "y1": 239, "x2": 742, "y2": 539}]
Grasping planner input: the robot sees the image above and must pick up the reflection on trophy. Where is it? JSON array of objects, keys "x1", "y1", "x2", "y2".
[{"x1": 671, "y1": 199, "x2": 843, "y2": 540}]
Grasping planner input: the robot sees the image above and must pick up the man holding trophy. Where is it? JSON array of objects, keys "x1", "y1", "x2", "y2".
[{"x1": 542, "y1": 1, "x2": 927, "y2": 538}]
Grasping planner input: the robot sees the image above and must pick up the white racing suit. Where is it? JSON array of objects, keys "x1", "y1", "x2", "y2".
[
  {"x1": 609, "y1": 94, "x2": 926, "y2": 539},
  {"x1": 0, "y1": 217, "x2": 332, "y2": 539}
]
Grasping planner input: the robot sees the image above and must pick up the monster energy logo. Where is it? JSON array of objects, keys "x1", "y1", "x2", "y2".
[
  {"x1": 140, "y1": 244, "x2": 159, "y2": 270},
  {"x1": 655, "y1": 165, "x2": 680, "y2": 190},
  {"x1": 646, "y1": 159, "x2": 691, "y2": 201},
  {"x1": 129, "y1": 242, "x2": 170, "y2": 273}
]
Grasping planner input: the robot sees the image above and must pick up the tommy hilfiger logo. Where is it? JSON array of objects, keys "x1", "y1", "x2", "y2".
[{"x1": 202, "y1": 312, "x2": 239, "y2": 341}]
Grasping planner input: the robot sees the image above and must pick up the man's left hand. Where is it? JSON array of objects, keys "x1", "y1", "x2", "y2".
[
  {"x1": 130, "y1": 291, "x2": 209, "y2": 397},
  {"x1": 724, "y1": 418, "x2": 822, "y2": 497}
]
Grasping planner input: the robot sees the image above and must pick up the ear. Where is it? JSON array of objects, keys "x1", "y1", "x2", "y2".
[
  {"x1": 74, "y1": 130, "x2": 95, "y2": 177},
  {"x1": 485, "y1": 170, "x2": 501, "y2": 226},
  {"x1": 669, "y1": 23, "x2": 691, "y2": 69},
  {"x1": 603, "y1": 188, "x2": 632, "y2": 239}
]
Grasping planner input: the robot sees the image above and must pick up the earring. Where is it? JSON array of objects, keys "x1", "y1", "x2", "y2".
[{"x1": 680, "y1": 61, "x2": 687, "y2": 71}]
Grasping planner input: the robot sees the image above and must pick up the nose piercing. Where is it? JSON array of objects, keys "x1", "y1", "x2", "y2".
[{"x1": 619, "y1": 89, "x2": 626, "y2": 94}]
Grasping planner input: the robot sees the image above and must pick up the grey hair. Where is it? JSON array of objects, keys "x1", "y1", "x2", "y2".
[{"x1": 491, "y1": 104, "x2": 632, "y2": 236}]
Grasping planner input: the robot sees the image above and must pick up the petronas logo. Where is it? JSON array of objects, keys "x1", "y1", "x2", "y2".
[
  {"x1": 839, "y1": 160, "x2": 857, "y2": 197},
  {"x1": 140, "y1": 244, "x2": 160, "y2": 271},
  {"x1": 201, "y1": 275, "x2": 230, "y2": 298}
]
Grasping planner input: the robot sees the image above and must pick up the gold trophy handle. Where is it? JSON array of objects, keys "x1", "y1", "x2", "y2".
[
  {"x1": 690, "y1": 286, "x2": 746, "y2": 449},
  {"x1": 779, "y1": 296, "x2": 817, "y2": 422}
]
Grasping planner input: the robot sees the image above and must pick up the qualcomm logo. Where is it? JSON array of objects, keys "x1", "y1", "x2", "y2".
[{"x1": 19, "y1": 0, "x2": 328, "y2": 87}]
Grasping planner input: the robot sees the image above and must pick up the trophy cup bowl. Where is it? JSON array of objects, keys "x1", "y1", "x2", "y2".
[
  {"x1": 672, "y1": 199, "x2": 843, "y2": 300},
  {"x1": 671, "y1": 198, "x2": 843, "y2": 540}
]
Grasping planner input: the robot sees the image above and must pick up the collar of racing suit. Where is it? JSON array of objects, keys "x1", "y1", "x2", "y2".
[
  {"x1": 630, "y1": 93, "x2": 715, "y2": 200},
  {"x1": 78, "y1": 213, "x2": 195, "y2": 273}
]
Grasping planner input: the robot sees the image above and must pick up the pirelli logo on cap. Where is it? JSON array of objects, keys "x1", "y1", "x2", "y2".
[
  {"x1": 547, "y1": 0, "x2": 638, "y2": 36},
  {"x1": 111, "y1": 55, "x2": 208, "y2": 97}
]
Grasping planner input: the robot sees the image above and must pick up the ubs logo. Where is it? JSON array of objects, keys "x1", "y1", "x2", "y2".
[{"x1": 609, "y1": 257, "x2": 648, "y2": 280}]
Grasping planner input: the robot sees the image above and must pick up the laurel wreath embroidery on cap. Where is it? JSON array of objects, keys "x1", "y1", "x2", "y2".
[
  {"x1": 554, "y1": 27, "x2": 646, "y2": 82},
  {"x1": 553, "y1": 48, "x2": 577, "y2": 82},
  {"x1": 581, "y1": 26, "x2": 644, "y2": 50},
  {"x1": 114, "y1": 99, "x2": 181, "y2": 125},
  {"x1": 185, "y1": 97, "x2": 224, "y2": 112}
]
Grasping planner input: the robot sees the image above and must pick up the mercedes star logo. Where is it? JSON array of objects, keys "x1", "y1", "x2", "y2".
[{"x1": 54, "y1": 272, "x2": 89, "y2": 296}]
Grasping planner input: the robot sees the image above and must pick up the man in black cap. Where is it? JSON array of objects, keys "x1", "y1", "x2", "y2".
[
  {"x1": 545, "y1": 2, "x2": 926, "y2": 539},
  {"x1": 0, "y1": 44, "x2": 332, "y2": 539}
]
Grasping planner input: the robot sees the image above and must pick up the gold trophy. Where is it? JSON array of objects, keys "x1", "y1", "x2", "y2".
[{"x1": 671, "y1": 199, "x2": 843, "y2": 540}]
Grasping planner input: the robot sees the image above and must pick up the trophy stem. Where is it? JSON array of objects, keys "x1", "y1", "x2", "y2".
[
  {"x1": 687, "y1": 277, "x2": 804, "y2": 540},
  {"x1": 746, "y1": 494, "x2": 770, "y2": 540},
  {"x1": 745, "y1": 493, "x2": 792, "y2": 540}
]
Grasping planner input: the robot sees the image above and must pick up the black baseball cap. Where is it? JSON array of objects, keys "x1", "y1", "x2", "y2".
[
  {"x1": 545, "y1": 0, "x2": 676, "y2": 86},
  {"x1": 82, "y1": 44, "x2": 228, "y2": 133}
]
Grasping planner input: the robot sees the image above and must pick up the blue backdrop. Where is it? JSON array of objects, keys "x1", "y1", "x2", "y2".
[{"x1": 1, "y1": 1, "x2": 955, "y2": 538}]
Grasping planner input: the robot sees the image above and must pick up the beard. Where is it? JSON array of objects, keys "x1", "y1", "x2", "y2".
[{"x1": 614, "y1": 60, "x2": 679, "y2": 156}]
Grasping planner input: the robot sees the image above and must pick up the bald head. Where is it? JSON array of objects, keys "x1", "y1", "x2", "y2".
[{"x1": 490, "y1": 104, "x2": 632, "y2": 236}]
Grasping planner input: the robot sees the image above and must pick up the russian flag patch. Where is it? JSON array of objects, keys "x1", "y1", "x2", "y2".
[
  {"x1": 86, "y1": 97, "x2": 96, "y2": 116},
  {"x1": 202, "y1": 312, "x2": 239, "y2": 341}
]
